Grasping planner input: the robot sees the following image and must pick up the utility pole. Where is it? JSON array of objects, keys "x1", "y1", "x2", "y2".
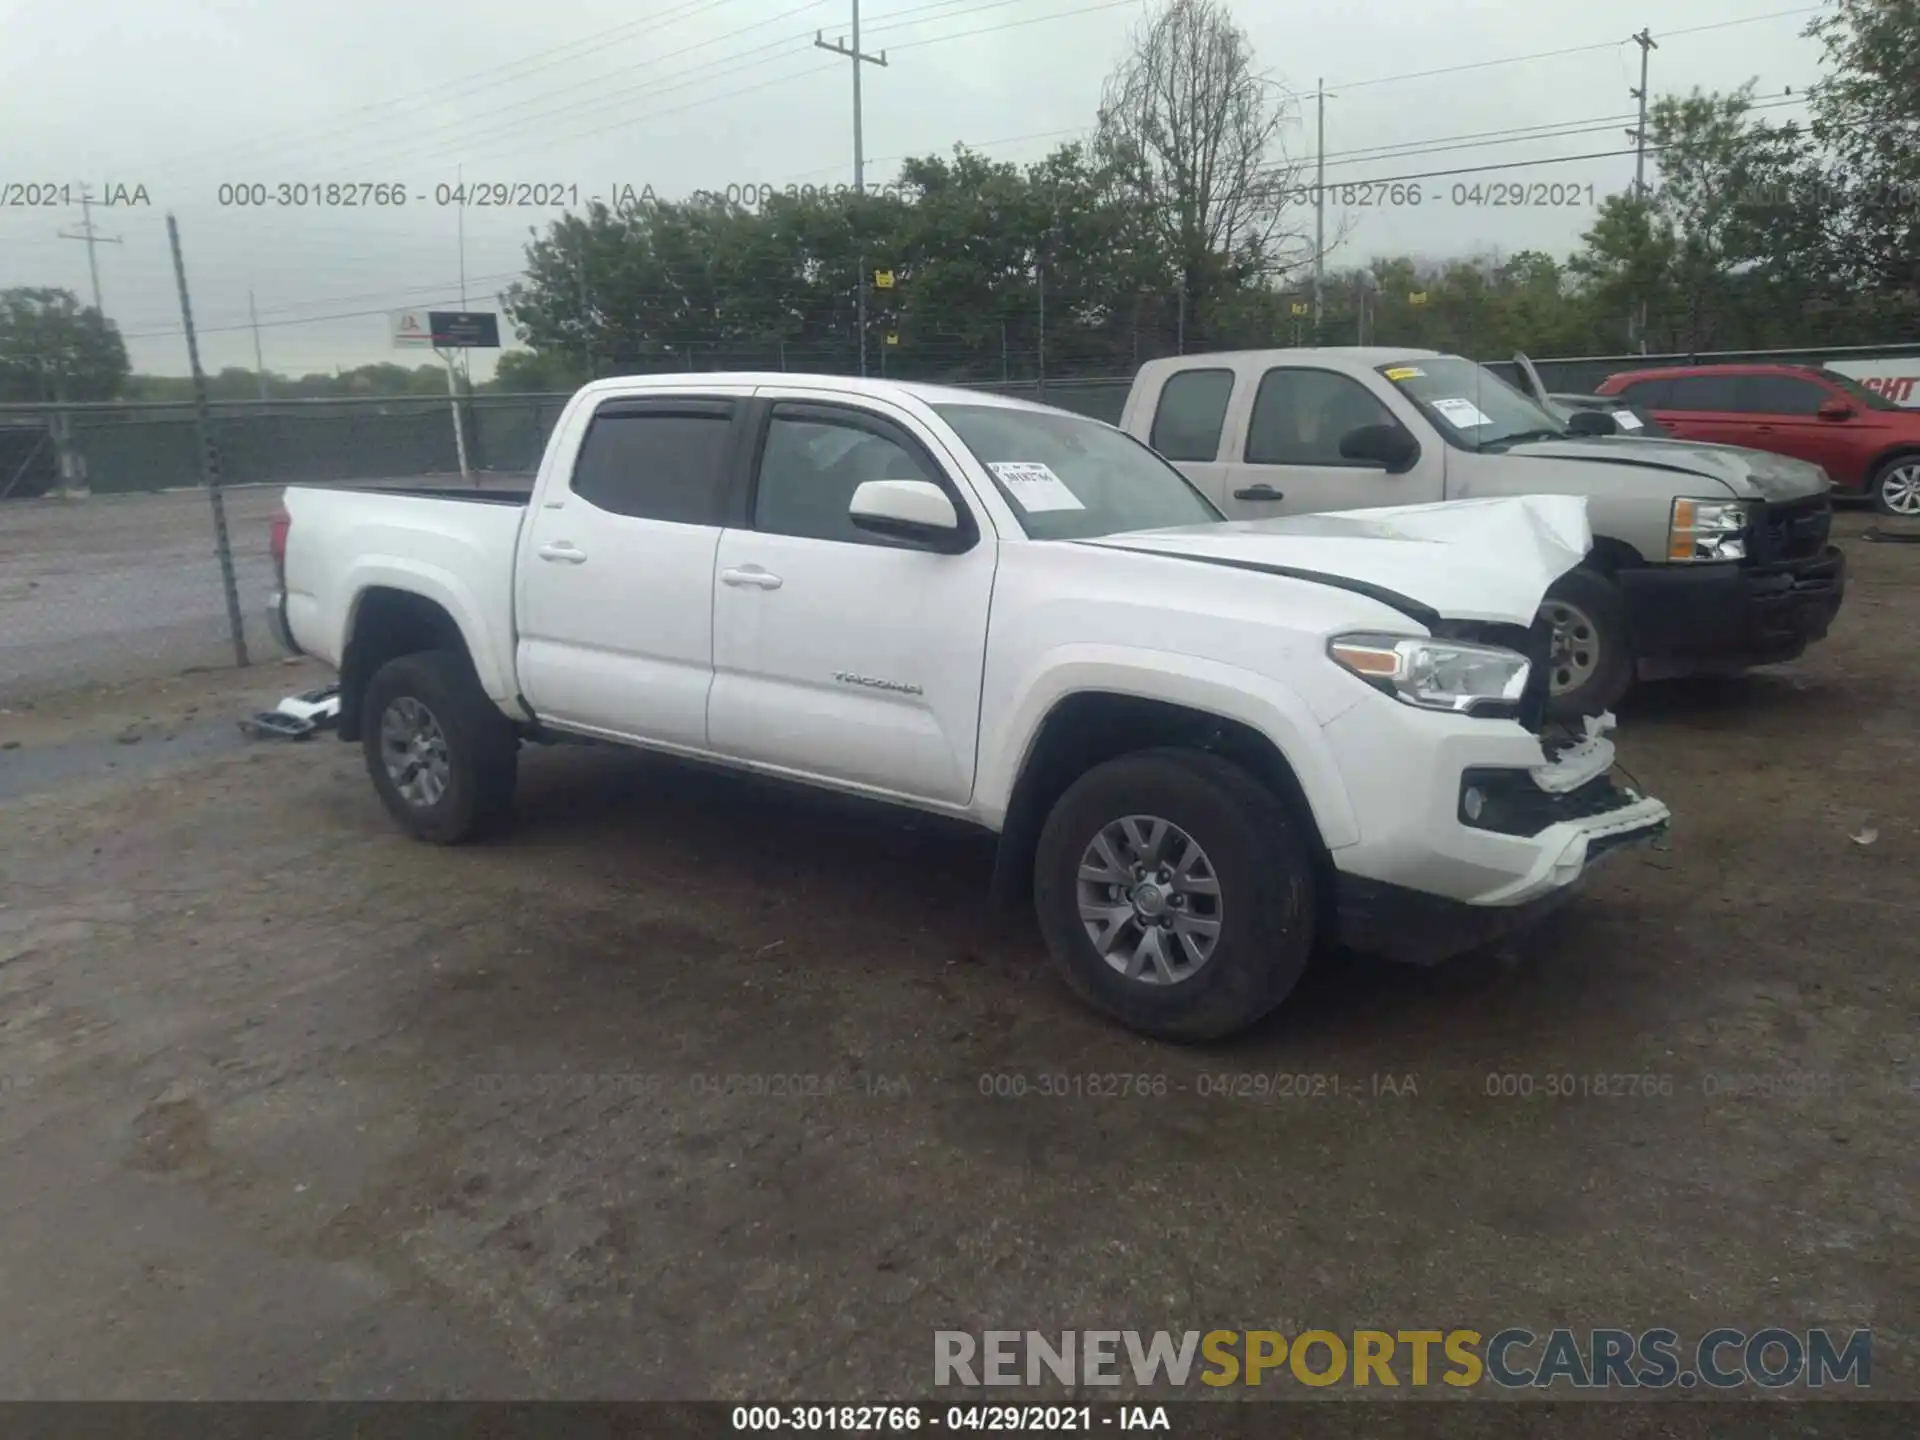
[
  {"x1": 248, "y1": 291, "x2": 268, "y2": 400},
  {"x1": 57, "y1": 189, "x2": 122, "y2": 315},
  {"x1": 816, "y1": 2, "x2": 887, "y2": 377},
  {"x1": 1625, "y1": 28, "x2": 1657, "y2": 353},
  {"x1": 1312, "y1": 79, "x2": 1327, "y2": 339}
]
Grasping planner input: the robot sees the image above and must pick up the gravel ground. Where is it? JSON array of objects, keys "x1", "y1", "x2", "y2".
[{"x1": 0, "y1": 512, "x2": 1912, "y2": 1420}]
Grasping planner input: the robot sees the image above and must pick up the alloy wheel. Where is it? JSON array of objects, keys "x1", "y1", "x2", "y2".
[
  {"x1": 1879, "y1": 463, "x2": 1920, "y2": 516},
  {"x1": 1075, "y1": 814, "x2": 1223, "y2": 985},
  {"x1": 380, "y1": 696, "x2": 451, "y2": 808}
]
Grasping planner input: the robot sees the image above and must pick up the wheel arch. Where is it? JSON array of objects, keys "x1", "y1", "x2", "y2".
[
  {"x1": 1866, "y1": 445, "x2": 1920, "y2": 496},
  {"x1": 986, "y1": 690, "x2": 1341, "y2": 931},
  {"x1": 338, "y1": 586, "x2": 478, "y2": 742}
]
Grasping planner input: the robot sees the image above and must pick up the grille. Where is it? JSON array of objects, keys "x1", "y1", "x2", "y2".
[{"x1": 1760, "y1": 497, "x2": 1832, "y2": 565}]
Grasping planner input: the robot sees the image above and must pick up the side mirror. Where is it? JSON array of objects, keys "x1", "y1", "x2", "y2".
[
  {"x1": 1566, "y1": 409, "x2": 1616, "y2": 437},
  {"x1": 848, "y1": 478, "x2": 962, "y2": 547},
  {"x1": 1339, "y1": 423, "x2": 1419, "y2": 473},
  {"x1": 1817, "y1": 397, "x2": 1854, "y2": 421}
]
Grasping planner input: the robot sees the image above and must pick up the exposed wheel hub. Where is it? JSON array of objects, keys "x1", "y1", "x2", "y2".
[{"x1": 1541, "y1": 598, "x2": 1600, "y2": 695}]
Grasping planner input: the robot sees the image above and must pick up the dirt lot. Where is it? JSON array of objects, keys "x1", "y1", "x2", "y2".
[{"x1": 0, "y1": 513, "x2": 1914, "y2": 1415}]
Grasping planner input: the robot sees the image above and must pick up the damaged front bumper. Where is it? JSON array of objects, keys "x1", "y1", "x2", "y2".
[{"x1": 1325, "y1": 710, "x2": 1670, "y2": 966}]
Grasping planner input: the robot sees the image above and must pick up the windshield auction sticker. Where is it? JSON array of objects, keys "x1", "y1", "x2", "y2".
[
  {"x1": 1430, "y1": 397, "x2": 1493, "y2": 429},
  {"x1": 989, "y1": 461, "x2": 1085, "y2": 513},
  {"x1": 1383, "y1": 366, "x2": 1423, "y2": 380},
  {"x1": 1615, "y1": 410, "x2": 1645, "y2": 429}
]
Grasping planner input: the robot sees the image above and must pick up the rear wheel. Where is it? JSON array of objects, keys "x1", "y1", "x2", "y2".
[
  {"x1": 1539, "y1": 566, "x2": 1633, "y2": 721},
  {"x1": 361, "y1": 650, "x2": 518, "y2": 844},
  {"x1": 1033, "y1": 748, "x2": 1316, "y2": 1042},
  {"x1": 1870, "y1": 456, "x2": 1920, "y2": 517}
]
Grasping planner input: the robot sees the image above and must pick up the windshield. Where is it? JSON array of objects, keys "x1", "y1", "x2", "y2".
[
  {"x1": 1378, "y1": 357, "x2": 1571, "y2": 450},
  {"x1": 932, "y1": 403, "x2": 1223, "y2": 539},
  {"x1": 1815, "y1": 368, "x2": 1904, "y2": 412}
]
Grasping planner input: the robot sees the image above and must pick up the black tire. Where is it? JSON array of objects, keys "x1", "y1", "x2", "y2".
[
  {"x1": 361, "y1": 650, "x2": 518, "y2": 844},
  {"x1": 1033, "y1": 748, "x2": 1316, "y2": 1042},
  {"x1": 1869, "y1": 454, "x2": 1920, "y2": 518},
  {"x1": 1539, "y1": 566, "x2": 1634, "y2": 722}
]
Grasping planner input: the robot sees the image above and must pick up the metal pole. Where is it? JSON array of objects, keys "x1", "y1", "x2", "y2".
[
  {"x1": 1627, "y1": 30, "x2": 1657, "y2": 354},
  {"x1": 457, "y1": 164, "x2": 473, "y2": 391},
  {"x1": 165, "y1": 213, "x2": 249, "y2": 668},
  {"x1": 441, "y1": 348, "x2": 472, "y2": 481},
  {"x1": 1312, "y1": 80, "x2": 1325, "y2": 337},
  {"x1": 249, "y1": 290, "x2": 268, "y2": 400},
  {"x1": 1037, "y1": 263, "x2": 1046, "y2": 389}
]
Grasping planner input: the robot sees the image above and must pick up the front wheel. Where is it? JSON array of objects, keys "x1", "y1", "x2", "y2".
[
  {"x1": 1539, "y1": 566, "x2": 1634, "y2": 722},
  {"x1": 361, "y1": 650, "x2": 518, "y2": 844},
  {"x1": 1033, "y1": 748, "x2": 1316, "y2": 1042},
  {"x1": 1870, "y1": 456, "x2": 1920, "y2": 517}
]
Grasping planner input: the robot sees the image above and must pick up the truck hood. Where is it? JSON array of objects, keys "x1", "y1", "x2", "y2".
[
  {"x1": 1501, "y1": 434, "x2": 1831, "y2": 502},
  {"x1": 1081, "y1": 494, "x2": 1591, "y2": 627}
]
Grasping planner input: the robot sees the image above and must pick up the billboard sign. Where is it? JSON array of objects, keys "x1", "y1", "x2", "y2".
[
  {"x1": 391, "y1": 309, "x2": 501, "y2": 350},
  {"x1": 1823, "y1": 357, "x2": 1920, "y2": 408}
]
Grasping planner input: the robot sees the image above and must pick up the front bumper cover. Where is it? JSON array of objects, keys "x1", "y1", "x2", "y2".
[
  {"x1": 1329, "y1": 713, "x2": 1670, "y2": 965},
  {"x1": 1618, "y1": 545, "x2": 1845, "y2": 669}
]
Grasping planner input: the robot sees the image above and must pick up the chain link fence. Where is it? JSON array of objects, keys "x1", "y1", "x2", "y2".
[{"x1": 3, "y1": 344, "x2": 1911, "y2": 704}]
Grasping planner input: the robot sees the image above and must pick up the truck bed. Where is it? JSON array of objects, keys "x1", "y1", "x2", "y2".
[{"x1": 279, "y1": 482, "x2": 530, "y2": 699}]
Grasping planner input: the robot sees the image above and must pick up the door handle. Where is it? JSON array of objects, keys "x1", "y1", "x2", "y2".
[
  {"x1": 1755, "y1": 425, "x2": 1775, "y2": 434},
  {"x1": 721, "y1": 566, "x2": 783, "y2": 590},
  {"x1": 536, "y1": 541, "x2": 587, "y2": 564},
  {"x1": 1233, "y1": 484, "x2": 1285, "y2": 502}
]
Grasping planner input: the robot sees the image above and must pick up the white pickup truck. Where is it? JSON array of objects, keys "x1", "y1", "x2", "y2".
[{"x1": 270, "y1": 373, "x2": 1670, "y2": 1040}]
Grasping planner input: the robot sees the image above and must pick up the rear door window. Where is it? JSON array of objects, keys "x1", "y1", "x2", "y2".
[
  {"x1": 1149, "y1": 368, "x2": 1235, "y2": 461},
  {"x1": 571, "y1": 400, "x2": 736, "y2": 524},
  {"x1": 1735, "y1": 374, "x2": 1829, "y2": 416},
  {"x1": 1662, "y1": 375, "x2": 1741, "y2": 412},
  {"x1": 1615, "y1": 377, "x2": 1673, "y2": 408}
]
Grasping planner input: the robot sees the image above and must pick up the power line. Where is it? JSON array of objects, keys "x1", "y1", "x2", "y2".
[
  {"x1": 165, "y1": 0, "x2": 838, "y2": 184},
  {"x1": 1327, "y1": 6, "x2": 1822, "y2": 92},
  {"x1": 158, "y1": 0, "x2": 759, "y2": 178}
]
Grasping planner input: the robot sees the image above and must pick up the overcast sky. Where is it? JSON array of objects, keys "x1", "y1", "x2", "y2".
[{"x1": 0, "y1": 0, "x2": 1826, "y2": 378}]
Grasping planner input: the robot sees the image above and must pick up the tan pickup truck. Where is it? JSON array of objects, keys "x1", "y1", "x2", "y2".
[{"x1": 1120, "y1": 347, "x2": 1847, "y2": 718}]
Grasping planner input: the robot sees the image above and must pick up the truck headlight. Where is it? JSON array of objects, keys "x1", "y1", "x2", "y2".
[
  {"x1": 1328, "y1": 633, "x2": 1531, "y2": 715},
  {"x1": 1668, "y1": 497, "x2": 1750, "y2": 561}
]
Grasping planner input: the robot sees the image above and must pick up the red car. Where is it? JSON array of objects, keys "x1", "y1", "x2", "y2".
[{"x1": 1595, "y1": 363, "x2": 1920, "y2": 516}]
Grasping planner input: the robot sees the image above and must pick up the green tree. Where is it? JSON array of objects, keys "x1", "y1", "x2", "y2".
[
  {"x1": 491, "y1": 348, "x2": 590, "y2": 393},
  {"x1": 0, "y1": 287, "x2": 130, "y2": 401},
  {"x1": 1806, "y1": 0, "x2": 1920, "y2": 309}
]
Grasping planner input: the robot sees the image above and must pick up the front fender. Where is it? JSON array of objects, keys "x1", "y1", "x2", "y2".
[{"x1": 976, "y1": 644, "x2": 1361, "y2": 849}]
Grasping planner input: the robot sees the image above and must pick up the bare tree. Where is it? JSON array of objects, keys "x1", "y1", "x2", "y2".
[{"x1": 1092, "y1": 0, "x2": 1312, "y2": 343}]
